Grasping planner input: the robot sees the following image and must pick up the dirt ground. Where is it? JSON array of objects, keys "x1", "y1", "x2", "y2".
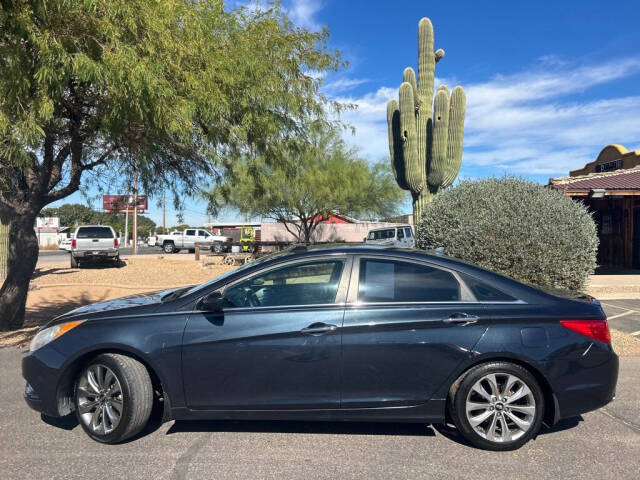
[{"x1": 1, "y1": 257, "x2": 639, "y2": 356}]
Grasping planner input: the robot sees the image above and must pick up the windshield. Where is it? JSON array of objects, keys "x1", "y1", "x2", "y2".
[
  {"x1": 181, "y1": 250, "x2": 295, "y2": 297},
  {"x1": 76, "y1": 227, "x2": 113, "y2": 239}
]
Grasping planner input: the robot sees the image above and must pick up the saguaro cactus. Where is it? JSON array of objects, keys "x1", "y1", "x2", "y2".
[{"x1": 387, "y1": 17, "x2": 466, "y2": 223}]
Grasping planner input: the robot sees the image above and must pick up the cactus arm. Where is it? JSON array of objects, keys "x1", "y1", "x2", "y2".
[
  {"x1": 398, "y1": 82, "x2": 422, "y2": 193},
  {"x1": 427, "y1": 88, "x2": 451, "y2": 188},
  {"x1": 402, "y1": 67, "x2": 419, "y2": 109},
  {"x1": 386, "y1": 99, "x2": 409, "y2": 190},
  {"x1": 441, "y1": 86, "x2": 466, "y2": 188}
]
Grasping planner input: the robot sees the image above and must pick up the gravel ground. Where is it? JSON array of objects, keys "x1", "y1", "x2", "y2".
[{"x1": 32, "y1": 257, "x2": 235, "y2": 288}]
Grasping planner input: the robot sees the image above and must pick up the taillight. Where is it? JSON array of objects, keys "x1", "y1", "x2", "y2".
[
  {"x1": 560, "y1": 319, "x2": 611, "y2": 344},
  {"x1": 114, "y1": 238, "x2": 119, "y2": 248},
  {"x1": 71, "y1": 239, "x2": 76, "y2": 249}
]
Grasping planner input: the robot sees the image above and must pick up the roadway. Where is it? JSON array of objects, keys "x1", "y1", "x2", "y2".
[{"x1": 0, "y1": 347, "x2": 638, "y2": 480}]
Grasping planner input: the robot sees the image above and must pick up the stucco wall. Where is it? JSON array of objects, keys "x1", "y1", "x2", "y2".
[{"x1": 259, "y1": 221, "x2": 406, "y2": 246}]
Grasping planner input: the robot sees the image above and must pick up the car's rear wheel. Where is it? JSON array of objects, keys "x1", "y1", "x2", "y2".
[
  {"x1": 74, "y1": 354, "x2": 153, "y2": 444},
  {"x1": 449, "y1": 362, "x2": 544, "y2": 451}
]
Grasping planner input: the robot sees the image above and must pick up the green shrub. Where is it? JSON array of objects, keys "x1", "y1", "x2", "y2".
[{"x1": 415, "y1": 177, "x2": 598, "y2": 292}]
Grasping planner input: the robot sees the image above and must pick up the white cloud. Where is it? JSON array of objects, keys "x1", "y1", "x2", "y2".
[
  {"x1": 333, "y1": 56, "x2": 640, "y2": 178},
  {"x1": 227, "y1": 0, "x2": 324, "y2": 30},
  {"x1": 286, "y1": 0, "x2": 323, "y2": 30},
  {"x1": 322, "y1": 77, "x2": 370, "y2": 95}
]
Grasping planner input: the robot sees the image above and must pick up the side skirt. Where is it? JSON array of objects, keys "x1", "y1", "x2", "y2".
[{"x1": 170, "y1": 399, "x2": 446, "y2": 423}]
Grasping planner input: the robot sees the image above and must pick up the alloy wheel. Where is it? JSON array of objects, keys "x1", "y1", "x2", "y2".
[
  {"x1": 465, "y1": 372, "x2": 536, "y2": 443},
  {"x1": 77, "y1": 364, "x2": 124, "y2": 435}
]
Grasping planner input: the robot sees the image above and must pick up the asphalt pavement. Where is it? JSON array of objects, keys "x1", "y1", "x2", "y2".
[
  {"x1": 602, "y1": 299, "x2": 640, "y2": 337},
  {"x1": 0, "y1": 347, "x2": 638, "y2": 480}
]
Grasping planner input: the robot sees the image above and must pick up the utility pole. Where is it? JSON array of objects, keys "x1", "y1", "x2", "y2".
[
  {"x1": 132, "y1": 169, "x2": 138, "y2": 255},
  {"x1": 124, "y1": 201, "x2": 129, "y2": 247},
  {"x1": 162, "y1": 195, "x2": 166, "y2": 234}
]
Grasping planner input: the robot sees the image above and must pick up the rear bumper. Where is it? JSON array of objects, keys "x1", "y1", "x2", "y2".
[
  {"x1": 72, "y1": 250, "x2": 118, "y2": 259},
  {"x1": 554, "y1": 348, "x2": 619, "y2": 421}
]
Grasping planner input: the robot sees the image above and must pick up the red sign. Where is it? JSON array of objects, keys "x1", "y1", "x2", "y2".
[{"x1": 103, "y1": 195, "x2": 148, "y2": 213}]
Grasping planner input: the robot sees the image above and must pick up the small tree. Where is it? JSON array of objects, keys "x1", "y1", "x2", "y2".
[
  {"x1": 208, "y1": 126, "x2": 404, "y2": 242},
  {"x1": 415, "y1": 177, "x2": 598, "y2": 292}
]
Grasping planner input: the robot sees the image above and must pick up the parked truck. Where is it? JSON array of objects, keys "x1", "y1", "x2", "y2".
[
  {"x1": 154, "y1": 228, "x2": 232, "y2": 254},
  {"x1": 70, "y1": 225, "x2": 119, "y2": 268}
]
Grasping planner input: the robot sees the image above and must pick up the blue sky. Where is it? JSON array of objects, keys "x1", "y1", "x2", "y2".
[{"x1": 56, "y1": 0, "x2": 640, "y2": 226}]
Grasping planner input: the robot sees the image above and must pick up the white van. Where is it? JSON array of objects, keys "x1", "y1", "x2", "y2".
[{"x1": 364, "y1": 225, "x2": 414, "y2": 248}]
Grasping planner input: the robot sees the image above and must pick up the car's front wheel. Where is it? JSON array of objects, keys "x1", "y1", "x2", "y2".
[
  {"x1": 74, "y1": 354, "x2": 153, "y2": 444},
  {"x1": 449, "y1": 362, "x2": 544, "y2": 451},
  {"x1": 163, "y1": 242, "x2": 174, "y2": 254}
]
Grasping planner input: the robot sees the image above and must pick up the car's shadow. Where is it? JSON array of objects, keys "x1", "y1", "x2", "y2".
[
  {"x1": 41, "y1": 412, "x2": 584, "y2": 447},
  {"x1": 433, "y1": 416, "x2": 584, "y2": 448},
  {"x1": 167, "y1": 419, "x2": 436, "y2": 437}
]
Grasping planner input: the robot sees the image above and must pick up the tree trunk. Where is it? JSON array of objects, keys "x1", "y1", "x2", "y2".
[{"x1": 0, "y1": 211, "x2": 39, "y2": 331}]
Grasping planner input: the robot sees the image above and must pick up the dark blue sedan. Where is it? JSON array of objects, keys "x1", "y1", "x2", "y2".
[{"x1": 22, "y1": 245, "x2": 618, "y2": 450}]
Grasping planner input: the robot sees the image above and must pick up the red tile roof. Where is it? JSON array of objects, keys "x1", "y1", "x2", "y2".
[{"x1": 550, "y1": 167, "x2": 640, "y2": 192}]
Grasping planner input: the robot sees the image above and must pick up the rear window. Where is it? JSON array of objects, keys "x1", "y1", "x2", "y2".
[{"x1": 76, "y1": 227, "x2": 113, "y2": 239}]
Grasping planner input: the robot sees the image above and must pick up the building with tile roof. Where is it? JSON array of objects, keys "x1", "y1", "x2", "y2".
[{"x1": 549, "y1": 145, "x2": 640, "y2": 269}]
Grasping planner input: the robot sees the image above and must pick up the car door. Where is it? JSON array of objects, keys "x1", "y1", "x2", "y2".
[
  {"x1": 341, "y1": 255, "x2": 489, "y2": 408},
  {"x1": 184, "y1": 229, "x2": 197, "y2": 248},
  {"x1": 182, "y1": 255, "x2": 352, "y2": 410}
]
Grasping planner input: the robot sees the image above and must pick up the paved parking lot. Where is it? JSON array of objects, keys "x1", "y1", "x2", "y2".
[
  {"x1": 1, "y1": 347, "x2": 638, "y2": 480},
  {"x1": 602, "y1": 299, "x2": 640, "y2": 337}
]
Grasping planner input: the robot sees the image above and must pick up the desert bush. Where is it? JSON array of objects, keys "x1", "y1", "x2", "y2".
[{"x1": 415, "y1": 177, "x2": 598, "y2": 292}]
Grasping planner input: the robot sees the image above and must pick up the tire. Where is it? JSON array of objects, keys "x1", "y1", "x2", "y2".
[
  {"x1": 449, "y1": 361, "x2": 544, "y2": 451},
  {"x1": 70, "y1": 255, "x2": 79, "y2": 268},
  {"x1": 213, "y1": 243, "x2": 223, "y2": 253},
  {"x1": 188, "y1": 248, "x2": 195, "y2": 254},
  {"x1": 74, "y1": 353, "x2": 153, "y2": 444},
  {"x1": 163, "y1": 242, "x2": 174, "y2": 254}
]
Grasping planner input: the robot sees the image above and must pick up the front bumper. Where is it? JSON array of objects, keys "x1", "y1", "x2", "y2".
[{"x1": 22, "y1": 347, "x2": 70, "y2": 417}]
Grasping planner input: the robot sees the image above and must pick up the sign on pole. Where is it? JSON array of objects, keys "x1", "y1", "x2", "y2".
[{"x1": 103, "y1": 195, "x2": 148, "y2": 213}]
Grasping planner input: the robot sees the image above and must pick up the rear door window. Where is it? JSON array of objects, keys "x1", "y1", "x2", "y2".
[
  {"x1": 460, "y1": 273, "x2": 516, "y2": 302},
  {"x1": 185, "y1": 229, "x2": 196, "y2": 236},
  {"x1": 76, "y1": 227, "x2": 113, "y2": 239},
  {"x1": 358, "y1": 259, "x2": 461, "y2": 303},
  {"x1": 397, "y1": 229, "x2": 404, "y2": 239}
]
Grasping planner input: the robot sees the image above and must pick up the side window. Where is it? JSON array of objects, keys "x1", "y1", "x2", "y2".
[
  {"x1": 397, "y1": 229, "x2": 404, "y2": 239},
  {"x1": 460, "y1": 273, "x2": 517, "y2": 302},
  {"x1": 358, "y1": 259, "x2": 461, "y2": 303},
  {"x1": 405, "y1": 227, "x2": 413, "y2": 238},
  {"x1": 224, "y1": 260, "x2": 345, "y2": 308},
  {"x1": 198, "y1": 230, "x2": 207, "y2": 237},
  {"x1": 185, "y1": 229, "x2": 196, "y2": 236}
]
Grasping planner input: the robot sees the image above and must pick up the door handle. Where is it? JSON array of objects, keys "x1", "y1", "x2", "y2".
[
  {"x1": 444, "y1": 313, "x2": 479, "y2": 325},
  {"x1": 301, "y1": 323, "x2": 337, "y2": 335}
]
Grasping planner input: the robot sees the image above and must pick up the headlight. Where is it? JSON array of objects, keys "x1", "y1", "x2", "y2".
[{"x1": 29, "y1": 320, "x2": 84, "y2": 352}]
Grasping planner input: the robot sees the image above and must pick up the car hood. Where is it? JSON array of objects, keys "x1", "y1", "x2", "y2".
[{"x1": 53, "y1": 287, "x2": 184, "y2": 322}]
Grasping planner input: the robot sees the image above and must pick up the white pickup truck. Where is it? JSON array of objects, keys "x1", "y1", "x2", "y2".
[
  {"x1": 154, "y1": 228, "x2": 232, "y2": 254},
  {"x1": 70, "y1": 225, "x2": 119, "y2": 268}
]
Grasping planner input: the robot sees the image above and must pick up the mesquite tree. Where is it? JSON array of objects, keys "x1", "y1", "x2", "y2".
[
  {"x1": 386, "y1": 17, "x2": 466, "y2": 223},
  {"x1": 0, "y1": 0, "x2": 342, "y2": 330},
  {"x1": 207, "y1": 125, "x2": 404, "y2": 243}
]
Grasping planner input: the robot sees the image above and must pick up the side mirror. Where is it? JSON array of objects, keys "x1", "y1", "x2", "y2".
[{"x1": 199, "y1": 291, "x2": 224, "y2": 313}]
